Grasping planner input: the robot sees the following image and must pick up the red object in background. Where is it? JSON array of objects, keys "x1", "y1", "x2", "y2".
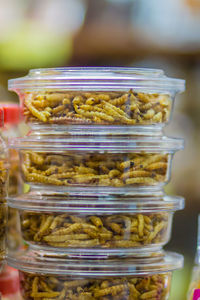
[
  {"x1": 0, "y1": 104, "x2": 22, "y2": 125},
  {"x1": 0, "y1": 266, "x2": 20, "y2": 295}
]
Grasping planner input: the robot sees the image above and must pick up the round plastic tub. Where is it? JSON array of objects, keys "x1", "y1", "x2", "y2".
[
  {"x1": 7, "y1": 194, "x2": 184, "y2": 257},
  {"x1": 8, "y1": 249, "x2": 183, "y2": 300},
  {"x1": 9, "y1": 135, "x2": 184, "y2": 192},
  {"x1": 8, "y1": 67, "x2": 185, "y2": 135},
  {"x1": 0, "y1": 103, "x2": 24, "y2": 251}
]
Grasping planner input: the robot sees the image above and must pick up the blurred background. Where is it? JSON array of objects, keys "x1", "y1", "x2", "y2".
[{"x1": 0, "y1": 0, "x2": 200, "y2": 299}]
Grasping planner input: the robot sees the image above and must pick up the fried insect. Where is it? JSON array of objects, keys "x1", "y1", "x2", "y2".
[
  {"x1": 21, "y1": 212, "x2": 169, "y2": 249},
  {"x1": 23, "y1": 90, "x2": 171, "y2": 125},
  {"x1": 0, "y1": 205, "x2": 6, "y2": 260},
  {"x1": 21, "y1": 152, "x2": 169, "y2": 187},
  {"x1": 0, "y1": 159, "x2": 8, "y2": 201},
  {"x1": 21, "y1": 272, "x2": 171, "y2": 300}
]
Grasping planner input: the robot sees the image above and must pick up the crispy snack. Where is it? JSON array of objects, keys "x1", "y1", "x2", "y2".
[
  {"x1": 21, "y1": 152, "x2": 169, "y2": 187},
  {"x1": 7, "y1": 207, "x2": 22, "y2": 251},
  {"x1": 8, "y1": 149, "x2": 20, "y2": 196},
  {"x1": 7, "y1": 149, "x2": 22, "y2": 250},
  {"x1": 23, "y1": 90, "x2": 171, "y2": 125},
  {"x1": 0, "y1": 205, "x2": 6, "y2": 260},
  {"x1": 21, "y1": 212, "x2": 169, "y2": 249},
  {"x1": 21, "y1": 271, "x2": 171, "y2": 300},
  {"x1": 0, "y1": 159, "x2": 8, "y2": 202}
]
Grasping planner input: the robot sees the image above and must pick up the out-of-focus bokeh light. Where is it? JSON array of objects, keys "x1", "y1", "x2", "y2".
[
  {"x1": 132, "y1": 0, "x2": 200, "y2": 49},
  {"x1": 0, "y1": 0, "x2": 86, "y2": 70}
]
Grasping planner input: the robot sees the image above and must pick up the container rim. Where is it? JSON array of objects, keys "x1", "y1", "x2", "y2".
[
  {"x1": 7, "y1": 250, "x2": 184, "y2": 276},
  {"x1": 7, "y1": 194, "x2": 185, "y2": 213},
  {"x1": 9, "y1": 136, "x2": 184, "y2": 152},
  {"x1": 8, "y1": 67, "x2": 185, "y2": 93}
]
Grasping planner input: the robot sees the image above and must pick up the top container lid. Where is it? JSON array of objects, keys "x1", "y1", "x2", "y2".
[
  {"x1": 8, "y1": 250, "x2": 183, "y2": 276},
  {"x1": 8, "y1": 67, "x2": 185, "y2": 94}
]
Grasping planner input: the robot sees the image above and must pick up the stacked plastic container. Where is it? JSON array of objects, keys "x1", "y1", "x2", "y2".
[
  {"x1": 7, "y1": 67, "x2": 185, "y2": 299},
  {"x1": 0, "y1": 104, "x2": 24, "y2": 255},
  {"x1": 0, "y1": 108, "x2": 9, "y2": 274}
]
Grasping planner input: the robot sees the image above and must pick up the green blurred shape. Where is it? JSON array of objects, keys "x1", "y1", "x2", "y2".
[
  {"x1": 169, "y1": 261, "x2": 191, "y2": 300},
  {"x1": 23, "y1": 183, "x2": 30, "y2": 194},
  {"x1": 0, "y1": 22, "x2": 72, "y2": 70}
]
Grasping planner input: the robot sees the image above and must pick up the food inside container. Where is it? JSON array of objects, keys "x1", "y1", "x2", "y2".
[
  {"x1": 0, "y1": 144, "x2": 8, "y2": 202},
  {"x1": 0, "y1": 104, "x2": 24, "y2": 251},
  {"x1": 0, "y1": 205, "x2": 7, "y2": 261},
  {"x1": 8, "y1": 249, "x2": 184, "y2": 300},
  {"x1": 8, "y1": 67, "x2": 185, "y2": 133},
  {"x1": 9, "y1": 136, "x2": 184, "y2": 190},
  {"x1": 8, "y1": 194, "x2": 184, "y2": 256}
]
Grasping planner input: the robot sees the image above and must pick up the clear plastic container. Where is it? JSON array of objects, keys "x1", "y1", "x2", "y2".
[
  {"x1": 8, "y1": 249, "x2": 183, "y2": 300},
  {"x1": 0, "y1": 108, "x2": 9, "y2": 262},
  {"x1": 0, "y1": 104, "x2": 22, "y2": 197},
  {"x1": 9, "y1": 135, "x2": 184, "y2": 192},
  {"x1": 8, "y1": 67, "x2": 185, "y2": 135},
  {"x1": 0, "y1": 104, "x2": 25, "y2": 251},
  {"x1": 7, "y1": 194, "x2": 184, "y2": 257},
  {"x1": 0, "y1": 109, "x2": 9, "y2": 202}
]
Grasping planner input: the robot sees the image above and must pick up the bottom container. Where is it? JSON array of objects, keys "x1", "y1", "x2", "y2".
[{"x1": 8, "y1": 250, "x2": 183, "y2": 300}]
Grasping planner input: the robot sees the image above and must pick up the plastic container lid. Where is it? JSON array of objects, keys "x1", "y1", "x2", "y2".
[
  {"x1": 28, "y1": 124, "x2": 165, "y2": 137},
  {"x1": 0, "y1": 266, "x2": 20, "y2": 295},
  {"x1": 0, "y1": 104, "x2": 21, "y2": 125},
  {"x1": 9, "y1": 135, "x2": 184, "y2": 152},
  {"x1": 14, "y1": 186, "x2": 167, "y2": 198},
  {"x1": 16, "y1": 188, "x2": 165, "y2": 198},
  {"x1": 8, "y1": 249, "x2": 184, "y2": 276},
  {"x1": 8, "y1": 193, "x2": 184, "y2": 213},
  {"x1": 8, "y1": 67, "x2": 185, "y2": 94}
]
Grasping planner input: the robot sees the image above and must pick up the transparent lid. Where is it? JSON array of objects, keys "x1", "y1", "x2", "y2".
[
  {"x1": 8, "y1": 67, "x2": 185, "y2": 94},
  {"x1": 8, "y1": 249, "x2": 184, "y2": 276},
  {"x1": 7, "y1": 193, "x2": 184, "y2": 213},
  {"x1": 9, "y1": 135, "x2": 184, "y2": 152}
]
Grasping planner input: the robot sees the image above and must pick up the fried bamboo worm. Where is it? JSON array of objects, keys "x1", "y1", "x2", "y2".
[
  {"x1": 23, "y1": 91, "x2": 171, "y2": 125},
  {"x1": 21, "y1": 212, "x2": 169, "y2": 249},
  {"x1": 22, "y1": 152, "x2": 169, "y2": 187}
]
